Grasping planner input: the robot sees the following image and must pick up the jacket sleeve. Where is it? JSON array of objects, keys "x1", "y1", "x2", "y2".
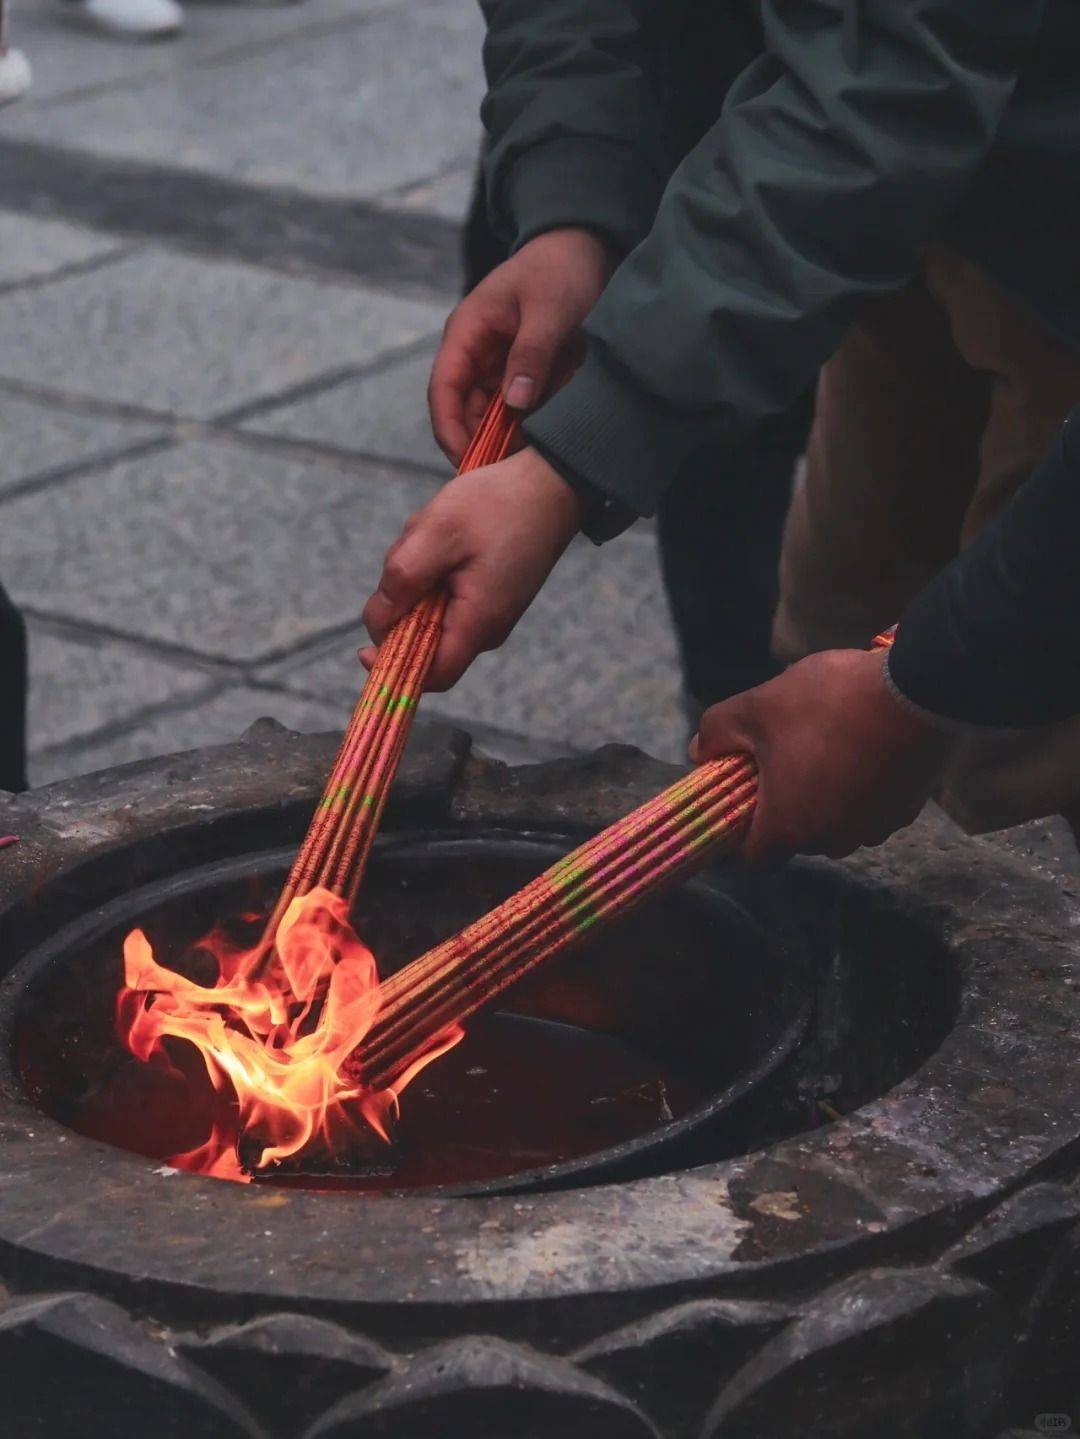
[
  {"x1": 524, "y1": 0, "x2": 1047, "y2": 517},
  {"x1": 479, "y1": 0, "x2": 674, "y2": 256},
  {"x1": 886, "y1": 409, "x2": 1080, "y2": 729}
]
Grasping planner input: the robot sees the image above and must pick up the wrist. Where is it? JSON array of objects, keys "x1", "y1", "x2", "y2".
[
  {"x1": 520, "y1": 226, "x2": 617, "y2": 274},
  {"x1": 512, "y1": 446, "x2": 585, "y2": 536},
  {"x1": 523, "y1": 435, "x2": 637, "y2": 545}
]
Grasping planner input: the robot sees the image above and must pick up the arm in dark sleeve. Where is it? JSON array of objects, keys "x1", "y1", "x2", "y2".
[
  {"x1": 479, "y1": 0, "x2": 673, "y2": 255},
  {"x1": 525, "y1": 0, "x2": 1045, "y2": 517},
  {"x1": 888, "y1": 411, "x2": 1080, "y2": 728}
]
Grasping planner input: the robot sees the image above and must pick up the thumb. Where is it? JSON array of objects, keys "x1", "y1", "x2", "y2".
[
  {"x1": 692, "y1": 693, "x2": 774, "y2": 865},
  {"x1": 503, "y1": 315, "x2": 568, "y2": 412},
  {"x1": 691, "y1": 693, "x2": 758, "y2": 766}
]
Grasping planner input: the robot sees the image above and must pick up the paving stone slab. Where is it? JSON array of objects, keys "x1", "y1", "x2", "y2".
[
  {"x1": 0, "y1": 210, "x2": 122, "y2": 288},
  {"x1": 5, "y1": 0, "x2": 484, "y2": 202},
  {"x1": 26, "y1": 622, "x2": 214, "y2": 752},
  {"x1": 9, "y1": 0, "x2": 383, "y2": 106},
  {"x1": 0, "y1": 390, "x2": 160, "y2": 496},
  {"x1": 245, "y1": 346, "x2": 446, "y2": 471},
  {"x1": 0, "y1": 248, "x2": 443, "y2": 416},
  {"x1": 0, "y1": 438, "x2": 437, "y2": 662},
  {"x1": 265, "y1": 531, "x2": 688, "y2": 764},
  {"x1": 30, "y1": 682, "x2": 348, "y2": 787},
  {"x1": 385, "y1": 165, "x2": 476, "y2": 223}
]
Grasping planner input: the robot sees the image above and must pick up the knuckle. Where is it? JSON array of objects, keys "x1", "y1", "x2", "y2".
[
  {"x1": 441, "y1": 300, "x2": 470, "y2": 338},
  {"x1": 510, "y1": 338, "x2": 552, "y2": 371},
  {"x1": 698, "y1": 706, "x2": 737, "y2": 753},
  {"x1": 382, "y1": 554, "x2": 411, "y2": 593}
]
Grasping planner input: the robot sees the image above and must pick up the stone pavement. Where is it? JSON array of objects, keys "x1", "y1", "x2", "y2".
[{"x1": 0, "y1": 0, "x2": 687, "y2": 787}]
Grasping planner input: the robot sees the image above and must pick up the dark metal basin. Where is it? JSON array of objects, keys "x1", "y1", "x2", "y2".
[{"x1": 0, "y1": 834, "x2": 809, "y2": 1197}]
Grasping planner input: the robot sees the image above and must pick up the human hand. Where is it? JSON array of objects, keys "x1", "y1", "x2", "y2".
[
  {"x1": 360, "y1": 447, "x2": 583, "y2": 690},
  {"x1": 691, "y1": 650, "x2": 952, "y2": 862},
  {"x1": 429, "y1": 227, "x2": 615, "y2": 463}
]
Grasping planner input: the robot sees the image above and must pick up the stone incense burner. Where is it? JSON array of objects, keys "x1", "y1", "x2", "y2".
[{"x1": 0, "y1": 721, "x2": 1078, "y2": 1438}]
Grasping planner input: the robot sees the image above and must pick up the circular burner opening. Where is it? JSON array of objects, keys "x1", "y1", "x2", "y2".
[{"x1": 1, "y1": 835, "x2": 958, "y2": 1196}]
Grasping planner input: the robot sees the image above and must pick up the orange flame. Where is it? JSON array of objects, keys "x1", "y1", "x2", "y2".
[{"x1": 115, "y1": 888, "x2": 462, "y2": 1182}]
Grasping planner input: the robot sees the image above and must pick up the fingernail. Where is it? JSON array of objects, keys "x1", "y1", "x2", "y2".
[{"x1": 505, "y1": 375, "x2": 534, "y2": 409}]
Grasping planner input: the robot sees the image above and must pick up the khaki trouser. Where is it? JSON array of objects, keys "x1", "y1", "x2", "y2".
[{"x1": 772, "y1": 247, "x2": 1080, "y2": 833}]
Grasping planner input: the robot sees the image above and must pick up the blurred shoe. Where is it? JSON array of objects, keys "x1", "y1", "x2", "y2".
[
  {"x1": 61, "y1": 0, "x2": 184, "y2": 38},
  {"x1": 0, "y1": 46, "x2": 31, "y2": 105}
]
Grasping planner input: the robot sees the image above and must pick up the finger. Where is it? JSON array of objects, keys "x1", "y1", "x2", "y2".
[
  {"x1": 423, "y1": 590, "x2": 514, "y2": 692},
  {"x1": 358, "y1": 645, "x2": 376, "y2": 671},
  {"x1": 694, "y1": 694, "x2": 757, "y2": 764},
  {"x1": 503, "y1": 314, "x2": 571, "y2": 411},
  {"x1": 692, "y1": 695, "x2": 775, "y2": 864},
  {"x1": 430, "y1": 308, "x2": 506, "y2": 463},
  {"x1": 362, "y1": 527, "x2": 453, "y2": 644},
  {"x1": 464, "y1": 385, "x2": 494, "y2": 438},
  {"x1": 739, "y1": 826, "x2": 792, "y2": 867}
]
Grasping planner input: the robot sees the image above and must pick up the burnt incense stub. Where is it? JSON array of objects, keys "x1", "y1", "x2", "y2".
[{"x1": 0, "y1": 721, "x2": 1078, "y2": 1439}]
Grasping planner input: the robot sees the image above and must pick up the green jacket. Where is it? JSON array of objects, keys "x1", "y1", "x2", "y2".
[{"x1": 480, "y1": 0, "x2": 1080, "y2": 520}]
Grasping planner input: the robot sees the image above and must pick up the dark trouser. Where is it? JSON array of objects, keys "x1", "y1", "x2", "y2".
[
  {"x1": 658, "y1": 397, "x2": 812, "y2": 712},
  {"x1": 776, "y1": 246, "x2": 1080, "y2": 833},
  {"x1": 0, "y1": 581, "x2": 27, "y2": 793},
  {"x1": 462, "y1": 174, "x2": 810, "y2": 711}
]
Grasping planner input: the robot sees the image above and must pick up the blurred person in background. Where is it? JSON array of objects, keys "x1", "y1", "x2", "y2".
[
  {"x1": 56, "y1": 0, "x2": 308, "y2": 43},
  {"x1": 0, "y1": 0, "x2": 31, "y2": 103},
  {"x1": 57, "y1": 0, "x2": 183, "y2": 38},
  {"x1": 0, "y1": 582, "x2": 26, "y2": 792},
  {"x1": 0, "y1": 0, "x2": 28, "y2": 789}
]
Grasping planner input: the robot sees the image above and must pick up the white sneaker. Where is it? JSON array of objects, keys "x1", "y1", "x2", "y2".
[
  {"x1": 62, "y1": 0, "x2": 184, "y2": 38},
  {"x1": 0, "y1": 46, "x2": 31, "y2": 106}
]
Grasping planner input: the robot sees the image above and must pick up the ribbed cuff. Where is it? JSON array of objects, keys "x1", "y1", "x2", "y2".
[
  {"x1": 883, "y1": 648, "x2": 984, "y2": 736},
  {"x1": 523, "y1": 345, "x2": 732, "y2": 517},
  {"x1": 494, "y1": 138, "x2": 663, "y2": 257}
]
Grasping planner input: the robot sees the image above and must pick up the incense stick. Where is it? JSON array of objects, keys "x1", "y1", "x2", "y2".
[{"x1": 354, "y1": 759, "x2": 758, "y2": 1090}]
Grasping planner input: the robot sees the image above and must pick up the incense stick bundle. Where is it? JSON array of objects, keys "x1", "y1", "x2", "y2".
[
  {"x1": 352, "y1": 626, "x2": 897, "y2": 1092},
  {"x1": 259, "y1": 397, "x2": 519, "y2": 956},
  {"x1": 352, "y1": 753, "x2": 758, "y2": 1091}
]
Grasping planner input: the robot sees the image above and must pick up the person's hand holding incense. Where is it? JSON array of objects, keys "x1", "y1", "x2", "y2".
[
  {"x1": 429, "y1": 227, "x2": 615, "y2": 462},
  {"x1": 360, "y1": 447, "x2": 583, "y2": 691},
  {"x1": 691, "y1": 650, "x2": 952, "y2": 863},
  {"x1": 362, "y1": 228, "x2": 612, "y2": 689}
]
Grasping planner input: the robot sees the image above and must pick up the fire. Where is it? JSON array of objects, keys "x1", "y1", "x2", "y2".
[{"x1": 115, "y1": 888, "x2": 462, "y2": 1182}]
